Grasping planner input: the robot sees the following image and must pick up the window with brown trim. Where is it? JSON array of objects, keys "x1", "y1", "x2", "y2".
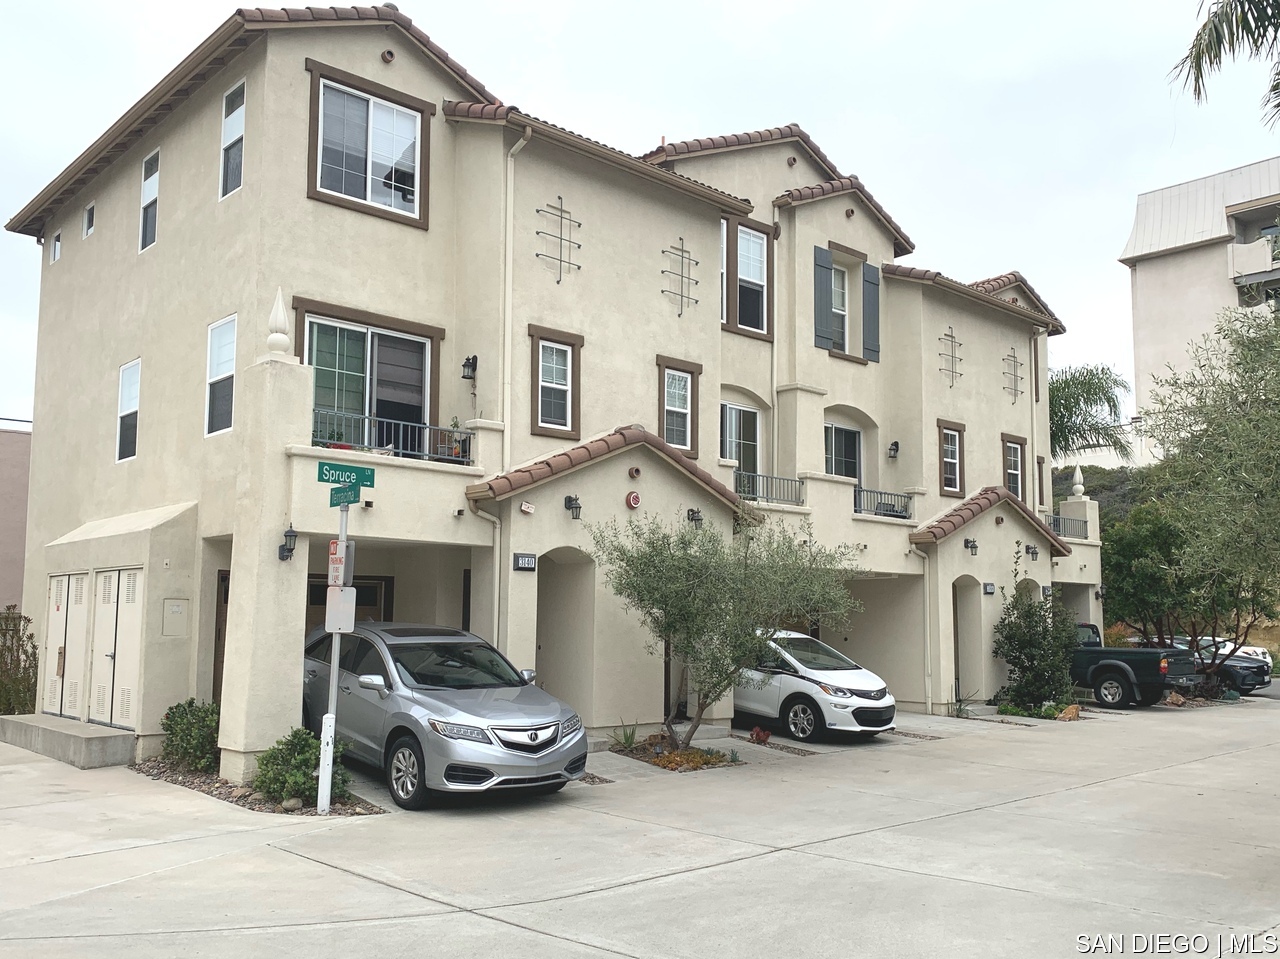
[
  {"x1": 938, "y1": 419, "x2": 965, "y2": 497},
  {"x1": 529, "y1": 324, "x2": 583, "y2": 439},
  {"x1": 305, "y1": 59, "x2": 436, "y2": 230},
  {"x1": 656, "y1": 355, "x2": 702, "y2": 457},
  {"x1": 720, "y1": 216, "x2": 774, "y2": 340},
  {"x1": 1002, "y1": 433, "x2": 1028, "y2": 502}
]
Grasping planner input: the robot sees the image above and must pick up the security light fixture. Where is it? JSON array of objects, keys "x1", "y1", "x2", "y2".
[
  {"x1": 687, "y1": 508, "x2": 704, "y2": 529},
  {"x1": 461, "y1": 355, "x2": 478, "y2": 380},
  {"x1": 887, "y1": 440, "x2": 900, "y2": 459},
  {"x1": 1025, "y1": 543, "x2": 1039, "y2": 561},
  {"x1": 1095, "y1": 584, "x2": 1107, "y2": 601},
  {"x1": 278, "y1": 524, "x2": 298, "y2": 561},
  {"x1": 963, "y1": 538, "x2": 978, "y2": 556},
  {"x1": 564, "y1": 495, "x2": 582, "y2": 520}
]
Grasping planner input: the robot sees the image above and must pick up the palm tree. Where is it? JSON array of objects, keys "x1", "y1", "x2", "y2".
[
  {"x1": 1048, "y1": 364, "x2": 1133, "y2": 461},
  {"x1": 1173, "y1": 0, "x2": 1280, "y2": 125}
]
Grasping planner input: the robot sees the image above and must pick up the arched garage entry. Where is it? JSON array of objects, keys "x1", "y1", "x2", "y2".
[
  {"x1": 952, "y1": 575, "x2": 983, "y2": 703},
  {"x1": 535, "y1": 546, "x2": 595, "y2": 717}
]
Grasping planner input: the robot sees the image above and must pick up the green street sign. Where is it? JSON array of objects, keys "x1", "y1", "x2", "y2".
[
  {"x1": 317, "y1": 462, "x2": 375, "y2": 489},
  {"x1": 330, "y1": 484, "x2": 362, "y2": 508}
]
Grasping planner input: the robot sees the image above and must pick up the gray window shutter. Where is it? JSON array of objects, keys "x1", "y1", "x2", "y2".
[
  {"x1": 862, "y1": 262, "x2": 881, "y2": 362},
  {"x1": 813, "y1": 246, "x2": 834, "y2": 350}
]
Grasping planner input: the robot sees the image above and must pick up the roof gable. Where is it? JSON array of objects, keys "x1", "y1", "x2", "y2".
[
  {"x1": 466, "y1": 426, "x2": 742, "y2": 510},
  {"x1": 774, "y1": 177, "x2": 914, "y2": 257},
  {"x1": 641, "y1": 124, "x2": 842, "y2": 180},
  {"x1": 883, "y1": 264, "x2": 1065, "y2": 334},
  {"x1": 909, "y1": 487, "x2": 1071, "y2": 557},
  {"x1": 967, "y1": 272, "x2": 1057, "y2": 319},
  {"x1": 7, "y1": 5, "x2": 499, "y2": 238}
]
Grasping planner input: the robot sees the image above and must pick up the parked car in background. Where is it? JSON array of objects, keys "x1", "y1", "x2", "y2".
[
  {"x1": 1178, "y1": 635, "x2": 1273, "y2": 670},
  {"x1": 734, "y1": 631, "x2": 896, "y2": 742},
  {"x1": 302, "y1": 624, "x2": 587, "y2": 810},
  {"x1": 1166, "y1": 638, "x2": 1272, "y2": 695},
  {"x1": 1072, "y1": 623, "x2": 1199, "y2": 707}
]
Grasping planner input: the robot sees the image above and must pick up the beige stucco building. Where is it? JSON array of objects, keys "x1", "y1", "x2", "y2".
[
  {"x1": 6, "y1": 5, "x2": 1101, "y2": 780},
  {"x1": 1117, "y1": 156, "x2": 1280, "y2": 465}
]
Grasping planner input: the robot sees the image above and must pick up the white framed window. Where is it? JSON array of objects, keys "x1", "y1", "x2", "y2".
[
  {"x1": 206, "y1": 316, "x2": 236, "y2": 435},
  {"x1": 664, "y1": 369, "x2": 691, "y2": 449},
  {"x1": 824, "y1": 423, "x2": 860, "y2": 480},
  {"x1": 318, "y1": 79, "x2": 420, "y2": 216},
  {"x1": 49, "y1": 231, "x2": 61, "y2": 264},
  {"x1": 117, "y1": 359, "x2": 141, "y2": 462},
  {"x1": 720, "y1": 403, "x2": 759, "y2": 474},
  {"x1": 220, "y1": 81, "x2": 245, "y2": 198},
  {"x1": 941, "y1": 427, "x2": 961, "y2": 492},
  {"x1": 83, "y1": 203, "x2": 95, "y2": 238},
  {"x1": 139, "y1": 150, "x2": 159, "y2": 251},
  {"x1": 831, "y1": 266, "x2": 847, "y2": 353},
  {"x1": 1005, "y1": 441, "x2": 1024, "y2": 500},
  {"x1": 539, "y1": 340, "x2": 572, "y2": 429},
  {"x1": 737, "y1": 226, "x2": 767, "y2": 331}
]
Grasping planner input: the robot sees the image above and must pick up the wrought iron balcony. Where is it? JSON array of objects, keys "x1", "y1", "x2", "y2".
[
  {"x1": 1042, "y1": 512, "x2": 1089, "y2": 540},
  {"x1": 854, "y1": 487, "x2": 913, "y2": 520},
  {"x1": 312, "y1": 409, "x2": 474, "y2": 466},
  {"x1": 734, "y1": 470, "x2": 805, "y2": 506}
]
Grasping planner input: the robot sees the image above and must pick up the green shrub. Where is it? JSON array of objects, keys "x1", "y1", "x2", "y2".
[
  {"x1": 992, "y1": 554, "x2": 1079, "y2": 710},
  {"x1": 160, "y1": 698, "x2": 221, "y2": 771},
  {"x1": 0, "y1": 606, "x2": 38, "y2": 716},
  {"x1": 253, "y1": 727, "x2": 351, "y2": 805}
]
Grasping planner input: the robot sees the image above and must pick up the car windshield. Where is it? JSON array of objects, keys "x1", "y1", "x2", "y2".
[
  {"x1": 774, "y1": 636, "x2": 861, "y2": 671},
  {"x1": 387, "y1": 641, "x2": 524, "y2": 689}
]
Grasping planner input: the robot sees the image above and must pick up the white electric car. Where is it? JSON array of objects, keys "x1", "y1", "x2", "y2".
[{"x1": 734, "y1": 631, "x2": 896, "y2": 742}]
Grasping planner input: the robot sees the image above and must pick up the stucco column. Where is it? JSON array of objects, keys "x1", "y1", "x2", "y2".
[
  {"x1": 217, "y1": 344, "x2": 314, "y2": 783},
  {"x1": 1058, "y1": 467, "x2": 1103, "y2": 625}
]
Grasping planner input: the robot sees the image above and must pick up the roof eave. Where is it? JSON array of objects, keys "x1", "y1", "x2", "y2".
[
  {"x1": 885, "y1": 269, "x2": 1065, "y2": 334},
  {"x1": 1117, "y1": 233, "x2": 1232, "y2": 267},
  {"x1": 773, "y1": 190, "x2": 914, "y2": 256}
]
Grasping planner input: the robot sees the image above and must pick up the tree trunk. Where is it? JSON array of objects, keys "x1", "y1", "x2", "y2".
[
  {"x1": 678, "y1": 696, "x2": 712, "y2": 750},
  {"x1": 662, "y1": 665, "x2": 687, "y2": 750}
]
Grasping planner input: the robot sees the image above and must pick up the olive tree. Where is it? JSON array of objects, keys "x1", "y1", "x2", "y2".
[{"x1": 589, "y1": 514, "x2": 861, "y2": 749}]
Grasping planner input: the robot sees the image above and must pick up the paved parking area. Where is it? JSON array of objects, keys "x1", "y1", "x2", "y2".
[{"x1": 1, "y1": 699, "x2": 1278, "y2": 958}]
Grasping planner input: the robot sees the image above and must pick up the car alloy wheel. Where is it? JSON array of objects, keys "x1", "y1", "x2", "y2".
[
  {"x1": 787, "y1": 702, "x2": 817, "y2": 740},
  {"x1": 390, "y1": 745, "x2": 419, "y2": 800}
]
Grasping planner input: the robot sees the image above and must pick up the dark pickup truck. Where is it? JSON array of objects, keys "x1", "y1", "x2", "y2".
[{"x1": 1071, "y1": 624, "x2": 1200, "y2": 708}]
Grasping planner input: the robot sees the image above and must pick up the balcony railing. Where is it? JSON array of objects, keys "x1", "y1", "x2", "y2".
[
  {"x1": 312, "y1": 409, "x2": 475, "y2": 466},
  {"x1": 854, "y1": 487, "x2": 913, "y2": 520},
  {"x1": 734, "y1": 470, "x2": 805, "y2": 506},
  {"x1": 1042, "y1": 512, "x2": 1089, "y2": 540}
]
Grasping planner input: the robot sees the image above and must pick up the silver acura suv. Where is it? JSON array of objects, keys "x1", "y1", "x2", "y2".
[{"x1": 302, "y1": 624, "x2": 587, "y2": 809}]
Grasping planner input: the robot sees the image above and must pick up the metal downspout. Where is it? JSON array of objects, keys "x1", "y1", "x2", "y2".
[{"x1": 501, "y1": 126, "x2": 533, "y2": 473}]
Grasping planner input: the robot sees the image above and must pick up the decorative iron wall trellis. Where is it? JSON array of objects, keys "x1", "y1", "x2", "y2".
[
  {"x1": 535, "y1": 196, "x2": 582, "y2": 284},
  {"x1": 661, "y1": 237, "x2": 699, "y2": 316},
  {"x1": 939, "y1": 326, "x2": 963, "y2": 387},
  {"x1": 1003, "y1": 348, "x2": 1024, "y2": 403}
]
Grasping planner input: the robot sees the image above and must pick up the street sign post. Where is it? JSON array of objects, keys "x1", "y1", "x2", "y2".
[
  {"x1": 330, "y1": 483, "x2": 361, "y2": 507},
  {"x1": 317, "y1": 462, "x2": 375, "y2": 488},
  {"x1": 324, "y1": 586, "x2": 356, "y2": 633}
]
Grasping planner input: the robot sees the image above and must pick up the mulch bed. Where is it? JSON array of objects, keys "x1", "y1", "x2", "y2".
[
  {"x1": 728, "y1": 733, "x2": 818, "y2": 756},
  {"x1": 578, "y1": 772, "x2": 613, "y2": 785},
  {"x1": 132, "y1": 758, "x2": 384, "y2": 816},
  {"x1": 609, "y1": 741, "x2": 745, "y2": 772}
]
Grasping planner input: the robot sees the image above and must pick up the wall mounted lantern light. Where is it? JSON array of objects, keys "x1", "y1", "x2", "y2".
[
  {"x1": 887, "y1": 441, "x2": 900, "y2": 459},
  {"x1": 686, "y1": 508, "x2": 704, "y2": 529},
  {"x1": 1095, "y1": 584, "x2": 1107, "y2": 601},
  {"x1": 278, "y1": 524, "x2": 298, "y2": 561},
  {"x1": 461, "y1": 355, "x2": 478, "y2": 380},
  {"x1": 963, "y1": 537, "x2": 979, "y2": 556},
  {"x1": 564, "y1": 495, "x2": 582, "y2": 520},
  {"x1": 1025, "y1": 543, "x2": 1040, "y2": 561}
]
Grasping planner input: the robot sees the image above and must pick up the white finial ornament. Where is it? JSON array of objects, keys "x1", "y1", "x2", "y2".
[
  {"x1": 267, "y1": 287, "x2": 290, "y2": 354},
  {"x1": 1071, "y1": 465, "x2": 1084, "y2": 498}
]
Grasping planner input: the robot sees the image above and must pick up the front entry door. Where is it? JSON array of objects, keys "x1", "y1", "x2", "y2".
[
  {"x1": 88, "y1": 568, "x2": 144, "y2": 729},
  {"x1": 42, "y1": 573, "x2": 90, "y2": 718}
]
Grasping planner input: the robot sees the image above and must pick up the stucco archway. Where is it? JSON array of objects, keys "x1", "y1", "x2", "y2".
[
  {"x1": 534, "y1": 546, "x2": 595, "y2": 717},
  {"x1": 951, "y1": 574, "x2": 983, "y2": 705}
]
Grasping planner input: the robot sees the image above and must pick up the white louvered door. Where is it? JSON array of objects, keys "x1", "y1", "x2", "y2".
[
  {"x1": 87, "y1": 568, "x2": 142, "y2": 729},
  {"x1": 42, "y1": 576, "x2": 69, "y2": 714},
  {"x1": 88, "y1": 571, "x2": 119, "y2": 724},
  {"x1": 62, "y1": 574, "x2": 90, "y2": 718}
]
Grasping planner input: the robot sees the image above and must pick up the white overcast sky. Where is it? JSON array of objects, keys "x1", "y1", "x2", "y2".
[{"x1": 2, "y1": 1, "x2": 1277, "y2": 425}]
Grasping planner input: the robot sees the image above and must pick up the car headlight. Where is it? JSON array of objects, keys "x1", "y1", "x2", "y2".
[
  {"x1": 562, "y1": 713, "x2": 582, "y2": 736},
  {"x1": 818, "y1": 683, "x2": 853, "y2": 698},
  {"x1": 428, "y1": 719, "x2": 491, "y2": 744}
]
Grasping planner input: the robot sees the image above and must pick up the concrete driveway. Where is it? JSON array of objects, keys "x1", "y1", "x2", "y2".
[{"x1": 1, "y1": 700, "x2": 1278, "y2": 959}]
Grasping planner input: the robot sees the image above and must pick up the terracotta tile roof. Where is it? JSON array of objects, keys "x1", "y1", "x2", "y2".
[
  {"x1": 882, "y1": 264, "x2": 1066, "y2": 334},
  {"x1": 466, "y1": 426, "x2": 742, "y2": 509},
  {"x1": 238, "y1": 6, "x2": 498, "y2": 102},
  {"x1": 443, "y1": 103, "x2": 752, "y2": 212},
  {"x1": 967, "y1": 271, "x2": 1058, "y2": 320},
  {"x1": 909, "y1": 487, "x2": 1072, "y2": 557},
  {"x1": 641, "y1": 123, "x2": 842, "y2": 180},
  {"x1": 8, "y1": 5, "x2": 499, "y2": 238},
  {"x1": 774, "y1": 177, "x2": 914, "y2": 256}
]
